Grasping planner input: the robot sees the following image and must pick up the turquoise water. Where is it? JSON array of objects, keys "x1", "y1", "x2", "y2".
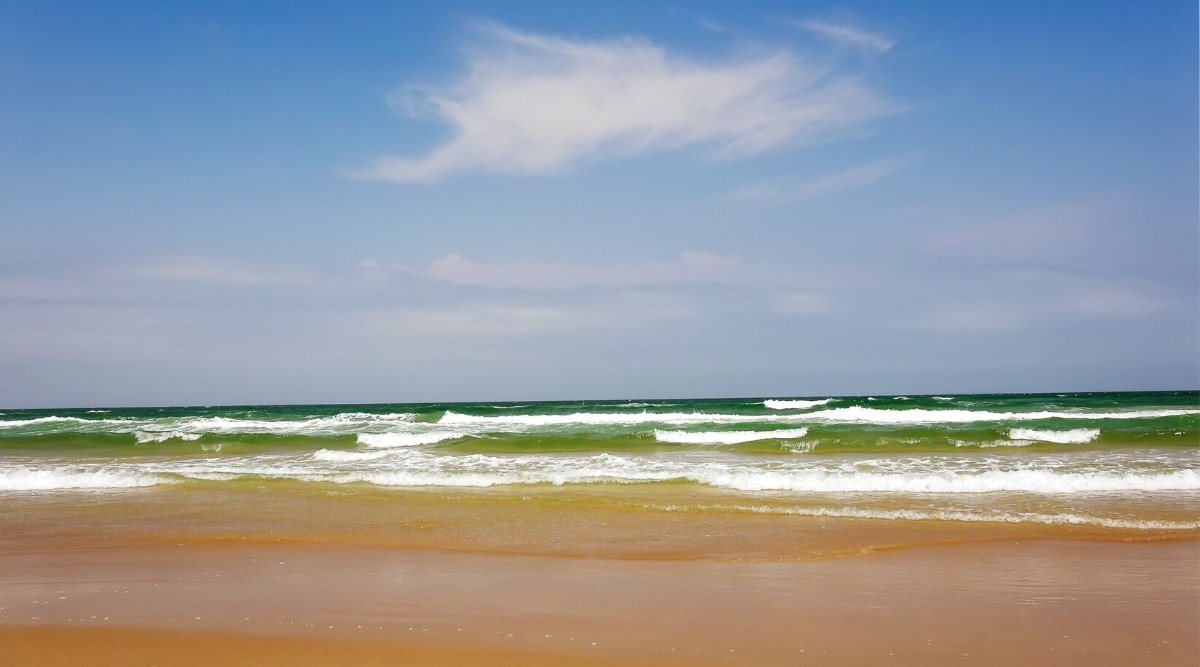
[{"x1": 3, "y1": 391, "x2": 1198, "y2": 530}]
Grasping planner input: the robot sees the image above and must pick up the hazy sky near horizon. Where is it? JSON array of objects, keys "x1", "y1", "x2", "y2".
[{"x1": 2, "y1": 1, "x2": 1197, "y2": 407}]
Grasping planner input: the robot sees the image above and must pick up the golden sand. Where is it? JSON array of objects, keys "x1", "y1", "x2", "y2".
[
  {"x1": 3, "y1": 540, "x2": 1198, "y2": 665},
  {"x1": 2, "y1": 485, "x2": 1197, "y2": 665}
]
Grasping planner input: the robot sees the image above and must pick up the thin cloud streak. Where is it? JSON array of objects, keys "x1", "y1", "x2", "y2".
[
  {"x1": 793, "y1": 20, "x2": 894, "y2": 54},
  {"x1": 406, "y1": 251, "x2": 754, "y2": 290},
  {"x1": 353, "y1": 22, "x2": 896, "y2": 183},
  {"x1": 117, "y1": 257, "x2": 313, "y2": 287},
  {"x1": 724, "y1": 155, "x2": 913, "y2": 202}
]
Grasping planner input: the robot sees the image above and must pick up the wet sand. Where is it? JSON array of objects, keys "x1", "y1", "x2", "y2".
[
  {"x1": 3, "y1": 537, "x2": 1197, "y2": 666},
  {"x1": 3, "y1": 485, "x2": 1198, "y2": 665}
]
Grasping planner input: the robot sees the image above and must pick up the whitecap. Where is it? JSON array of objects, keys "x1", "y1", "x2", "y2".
[
  {"x1": 677, "y1": 504, "x2": 1200, "y2": 531},
  {"x1": 312, "y1": 449, "x2": 392, "y2": 462},
  {"x1": 134, "y1": 431, "x2": 203, "y2": 444},
  {"x1": 0, "y1": 467, "x2": 167, "y2": 491},
  {"x1": 1008, "y1": 428, "x2": 1100, "y2": 444},
  {"x1": 763, "y1": 399, "x2": 834, "y2": 410},
  {"x1": 800, "y1": 406, "x2": 1200, "y2": 425},
  {"x1": 357, "y1": 432, "x2": 465, "y2": 448},
  {"x1": 654, "y1": 428, "x2": 809, "y2": 445}
]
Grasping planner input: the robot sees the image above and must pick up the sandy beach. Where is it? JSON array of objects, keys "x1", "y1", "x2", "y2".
[{"x1": 2, "y1": 485, "x2": 1197, "y2": 666}]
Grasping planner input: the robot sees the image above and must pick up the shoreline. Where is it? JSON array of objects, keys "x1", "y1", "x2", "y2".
[
  {"x1": 6, "y1": 483, "x2": 1196, "y2": 560},
  {"x1": 3, "y1": 535, "x2": 1197, "y2": 666}
]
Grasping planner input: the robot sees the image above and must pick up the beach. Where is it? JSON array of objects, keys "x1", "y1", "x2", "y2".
[
  {"x1": 2, "y1": 393, "x2": 1198, "y2": 664},
  {"x1": 3, "y1": 483, "x2": 1199, "y2": 665},
  {"x1": 2, "y1": 489, "x2": 1197, "y2": 665}
]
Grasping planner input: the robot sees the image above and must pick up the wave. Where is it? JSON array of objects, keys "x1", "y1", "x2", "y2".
[
  {"x1": 654, "y1": 428, "x2": 809, "y2": 445},
  {"x1": 763, "y1": 399, "x2": 835, "y2": 410},
  {"x1": 6, "y1": 403, "x2": 1196, "y2": 441},
  {"x1": 0, "y1": 416, "x2": 132, "y2": 429},
  {"x1": 685, "y1": 468, "x2": 1200, "y2": 494},
  {"x1": 0, "y1": 467, "x2": 166, "y2": 491},
  {"x1": 312, "y1": 449, "x2": 392, "y2": 462},
  {"x1": 357, "y1": 432, "x2": 466, "y2": 448},
  {"x1": 1009, "y1": 428, "x2": 1099, "y2": 444},
  {"x1": 956, "y1": 439, "x2": 1033, "y2": 448},
  {"x1": 433, "y1": 406, "x2": 1199, "y2": 431},
  {"x1": 799, "y1": 406, "x2": 1200, "y2": 425},
  {"x1": 134, "y1": 431, "x2": 203, "y2": 444},
  {"x1": 12, "y1": 450, "x2": 1193, "y2": 494},
  {"x1": 660, "y1": 504, "x2": 1200, "y2": 531},
  {"x1": 157, "y1": 413, "x2": 417, "y2": 435},
  {"x1": 437, "y1": 411, "x2": 778, "y2": 427},
  {"x1": 0, "y1": 412, "x2": 418, "y2": 437}
]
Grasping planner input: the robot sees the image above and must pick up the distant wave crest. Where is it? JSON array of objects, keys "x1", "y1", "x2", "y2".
[{"x1": 654, "y1": 428, "x2": 809, "y2": 445}]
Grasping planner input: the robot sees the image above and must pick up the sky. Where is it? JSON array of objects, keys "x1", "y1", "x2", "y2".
[{"x1": 1, "y1": 1, "x2": 1197, "y2": 407}]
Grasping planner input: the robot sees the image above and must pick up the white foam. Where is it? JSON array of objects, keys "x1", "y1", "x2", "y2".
[
  {"x1": 956, "y1": 439, "x2": 1033, "y2": 448},
  {"x1": 0, "y1": 416, "x2": 129, "y2": 429},
  {"x1": 312, "y1": 449, "x2": 392, "y2": 462},
  {"x1": 177, "y1": 449, "x2": 1200, "y2": 496},
  {"x1": 357, "y1": 432, "x2": 465, "y2": 448},
  {"x1": 1009, "y1": 428, "x2": 1100, "y2": 444},
  {"x1": 134, "y1": 431, "x2": 203, "y2": 444},
  {"x1": 0, "y1": 467, "x2": 166, "y2": 490},
  {"x1": 2, "y1": 412, "x2": 419, "y2": 437},
  {"x1": 763, "y1": 399, "x2": 834, "y2": 410},
  {"x1": 166, "y1": 413, "x2": 416, "y2": 435},
  {"x1": 438, "y1": 410, "x2": 778, "y2": 427},
  {"x1": 434, "y1": 405, "x2": 1196, "y2": 429},
  {"x1": 800, "y1": 406, "x2": 1200, "y2": 425},
  {"x1": 688, "y1": 468, "x2": 1200, "y2": 494},
  {"x1": 9, "y1": 445, "x2": 1196, "y2": 499},
  {"x1": 654, "y1": 428, "x2": 809, "y2": 445},
  {"x1": 664, "y1": 504, "x2": 1200, "y2": 531}
]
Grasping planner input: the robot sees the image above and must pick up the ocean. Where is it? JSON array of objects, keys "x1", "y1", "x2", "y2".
[{"x1": 3, "y1": 391, "x2": 1198, "y2": 535}]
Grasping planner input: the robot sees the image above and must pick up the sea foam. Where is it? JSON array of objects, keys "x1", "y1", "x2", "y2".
[
  {"x1": 0, "y1": 467, "x2": 166, "y2": 490},
  {"x1": 763, "y1": 399, "x2": 834, "y2": 410},
  {"x1": 664, "y1": 504, "x2": 1200, "y2": 531},
  {"x1": 1009, "y1": 428, "x2": 1100, "y2": 444},
  {"x1": 357, "y1": 431, "x2": 465, "y2": 448},
  {"x1": 654, "y1": 428, "x2": 809, "y2": 445},
  {"x1": 800, "y1": 406, "x2": 1200, "y2": 425}
]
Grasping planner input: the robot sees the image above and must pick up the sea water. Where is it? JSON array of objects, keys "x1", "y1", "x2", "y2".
[{"x1": 2, "y1": 391, "x2": 1197, "y2": 531}]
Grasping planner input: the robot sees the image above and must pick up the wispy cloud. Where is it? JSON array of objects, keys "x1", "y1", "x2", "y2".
[
  {"x1": 792, "y1": 20, "x2": 894, "y2": 54},
  {"x1": 401, "y1": 251, "x2": 756, "y2": 290},
  {"x1": 725, "y1": 155, "x2": 913, "y2": 202},
  {"x1": 774, "y1": 291, "x2": 832, "y2": 314},
  {"x1": 117, "y1": 257, "x2": 312, "y2": 287},
  {"x1": 352, "y1": 21, "x2": 895, "y2": 183},
  {"x1": 354, "y1": 292, "x2": 698, "y2": 338}
]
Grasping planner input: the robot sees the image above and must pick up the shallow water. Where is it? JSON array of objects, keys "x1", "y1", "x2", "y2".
[{"x1": 3, "y1": 391, "x2": 1197, "y2": 534}]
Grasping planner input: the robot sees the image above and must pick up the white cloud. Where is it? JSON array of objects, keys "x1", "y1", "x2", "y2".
[
  {"x1": 793, "y1": 20, "x2": 894, "y2": 54},
  {"x1": 353, "y1": 22, "x2": 895, "y2": 183},
  {"x1": 409, "y1": 251, "x2": 755, "y2": 290}
]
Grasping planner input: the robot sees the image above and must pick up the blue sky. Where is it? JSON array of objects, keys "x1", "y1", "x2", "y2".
[{"x1": 1, "y1": 1, "x2": 1196, "y2": 407}]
